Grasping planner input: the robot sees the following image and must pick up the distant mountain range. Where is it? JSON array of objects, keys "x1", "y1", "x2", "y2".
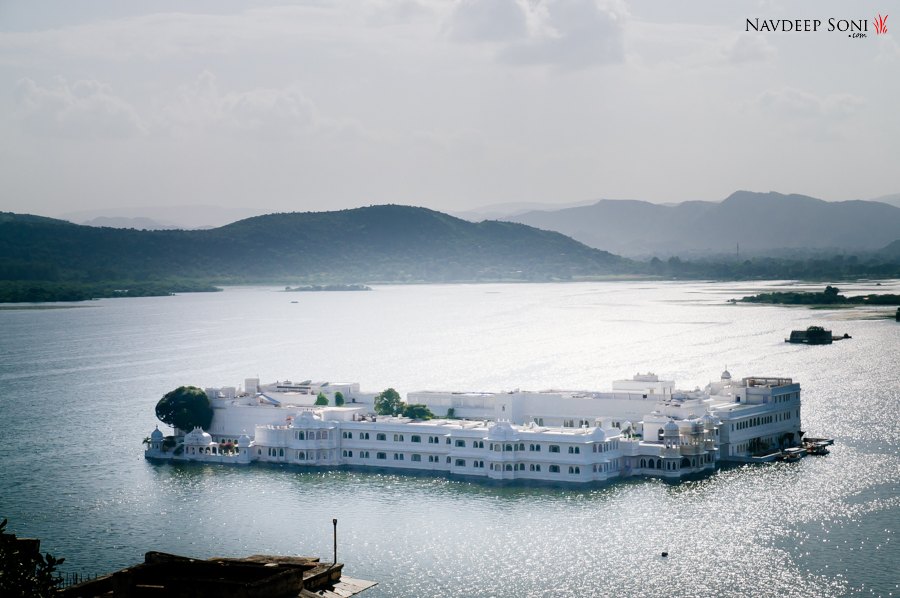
[
  {"x1": 0, "y1": 205, "x2": 626, "y2": 285},
  {"x1": 59, "y1": 205, "x2": 263, "y2": 230},
  {"x1": 507, "y1": 191, "x2": 900, "y2": 258}
]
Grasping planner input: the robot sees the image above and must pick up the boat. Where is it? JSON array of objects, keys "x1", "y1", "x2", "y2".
[
  {"x1": 785, "y1": 326, "x2": 851, "y2": 344},
  {"x1": 777, "y1": 447, "x2": 806, "y2": 462}
]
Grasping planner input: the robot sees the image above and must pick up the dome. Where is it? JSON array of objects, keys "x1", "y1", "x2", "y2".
[
  {"x1": 591, "y1": 427, "x2": 607, "y2": 441},
  {"x1": 150, "y1": 426, "x2": 164, "y2": 441},
  {"x1": 701, "y1": 413, "x2": 719, "y2": 429},
  {"x1": 721, "y1": 369, "x2": 732, "y2": 380},
  {"x1": 663, "y1": 420, "x2": 680, "y2": 434},
  {"x1": 237, "y1": 433, "x2": 251, "y2": 448},
  {"x1": 184, "y1": 426, "x2": 212, "y2": 445}
]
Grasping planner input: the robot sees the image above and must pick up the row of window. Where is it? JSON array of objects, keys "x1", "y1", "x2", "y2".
[
  {"x1": 294, "y1": 431, "x2": 329, "y2": 440},
  {"x1": 339, "y1": 434, "x2": 606, "y2": 453},
  {"x1": 731, "y1": 412, "x2": 795, "y2": 431}
]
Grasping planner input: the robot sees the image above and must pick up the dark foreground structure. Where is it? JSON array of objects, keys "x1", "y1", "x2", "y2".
[{"x1": 60, "y1": 551, "x2": 375, "y2": 598}]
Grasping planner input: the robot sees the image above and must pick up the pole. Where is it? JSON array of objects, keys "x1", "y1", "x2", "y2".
[{"x1": 332, "y1": 518, "x2": 338, "y2": 565}]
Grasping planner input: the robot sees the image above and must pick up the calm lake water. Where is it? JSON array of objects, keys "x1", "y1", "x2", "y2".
[{"x1": 1, "y1": 281, "x2": 898, "y2": 597}]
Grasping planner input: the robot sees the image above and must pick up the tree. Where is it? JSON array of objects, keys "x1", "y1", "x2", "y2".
[
  {"x1": 446, "y1": 407, "x2": 456, "y2": 419},
  {"x1": 374, "y1": 388, "x2": 403, "y2": 416},
  {"x1": 0, "y1": 519, "x2": 64, "y2": 598},
  {"x1": 334, "y1": 391, "x2": 345, "y2": 406},
  {"x1": 315, "y1": 392, "x2": 329, "y2": 406},
  {"x1": 155, "y1": 386, "x2": 213, "y2": 433},
  {"x1": 401, "y1": 403, "x2": 434, "y2": 420}
]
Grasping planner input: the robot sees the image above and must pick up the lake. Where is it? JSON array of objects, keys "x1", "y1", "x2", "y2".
[{"x1": 1, "y1": 281, "x2": 898, "y2": 597}]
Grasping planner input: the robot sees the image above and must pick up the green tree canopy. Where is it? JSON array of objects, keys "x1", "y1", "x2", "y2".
[
  {"x1": 155, "y1": 386, "x2": 213, "y2": 433},
  {"x1": 0, "y1": 519, "x2": 64, "y2": 598},
  {"x1": 334, "y1": 391, "x2": 345, "y2": 406},
  {"x1": 315, "y1": 392, "x2": 329, "y2": 406},
  {"x1": 374, "y1": 388, "x2": 403, "y2": 416},
  {"x1": 401, "y1": 403, "x2": 434, "y2": 420}
]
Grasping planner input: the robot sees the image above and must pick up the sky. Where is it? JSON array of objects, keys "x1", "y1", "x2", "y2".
[{"x1": 1, "y1": 0, "x2": 898, "y2": 220}]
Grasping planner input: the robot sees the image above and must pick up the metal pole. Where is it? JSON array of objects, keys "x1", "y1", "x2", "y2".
[{"x1": 332, "y1": 518, "x2": 338, "y2": 565}]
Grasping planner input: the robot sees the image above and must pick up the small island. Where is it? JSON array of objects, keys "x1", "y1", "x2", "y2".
[
  {"x1": 734, "y1": 285, "x2": 900, "y2": 307},
  {"x1": 284, "y1": 284, "x2": 372, "y2": 292}
]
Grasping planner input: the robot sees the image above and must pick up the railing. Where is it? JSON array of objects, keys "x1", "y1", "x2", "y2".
[{"x1": 58, "y1": 570, "x2": 100, "y2": 589}]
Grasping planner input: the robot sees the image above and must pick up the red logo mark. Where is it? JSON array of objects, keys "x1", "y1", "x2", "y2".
[{"x1": 873, "y1": 14, "x2": 888, "y2": 34}]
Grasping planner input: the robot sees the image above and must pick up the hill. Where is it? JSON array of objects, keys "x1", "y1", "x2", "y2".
[
  {"x1": 0, "y1": 206, "x2": 627, "y2": 293},
  {"x1": 509, "y1": 191, "x2": 900, "y2": 258}
]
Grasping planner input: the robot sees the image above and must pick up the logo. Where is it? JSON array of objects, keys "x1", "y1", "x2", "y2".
[{"x1": 873, "y1": 14, "x2": 888, "y2": 34}]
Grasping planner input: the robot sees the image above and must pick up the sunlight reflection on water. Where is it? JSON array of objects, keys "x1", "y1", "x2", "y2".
[{"x1": 1, "y1": 281, "x2": 898, "y2": 597}]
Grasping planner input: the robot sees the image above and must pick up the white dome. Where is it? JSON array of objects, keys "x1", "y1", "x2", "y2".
[
  {"x1": 184, "y1": 427, "x2": 212, "y2": 445},
  {"x1": 237, "y1": 433, "x2": 251, "y2": 448},
  {"x1": 150, "y1": 426, "x2": 164, "y2": 441},
  {"x1": 721, "y1": 369, "x2": 732, "y2": 380},
  {"x1": 663, "y1": 420, "x2": 680, "y2": 434},
  {"x1": 591, "y1": 427, "x2": 607, "y2": 441},
  {"x1": 487, "y1": 421, "x2": 516, "y2": 440}
]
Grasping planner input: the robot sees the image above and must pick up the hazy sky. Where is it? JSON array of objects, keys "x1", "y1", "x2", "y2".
[{"x1": 1, "y1": 0, "x2": 898, "y2": 218}]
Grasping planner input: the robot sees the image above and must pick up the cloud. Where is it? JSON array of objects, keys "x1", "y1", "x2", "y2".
[
  {"x1": 446, "y1": 0, "x2": 530, "y2": 42},
  {"x1": 13, "y1": 77, "x2": 147, "y2": 138},
  {"x1": 447, "y1": 0, "x2": 625, "y2": 68},
  {"x1": 756, "y1": 88, "x2": 865, "y2": 120},
  {"x1": 160, "y1": 71, "x2": 359, "y2": 140},
  {"x1": 725, "y1": 34, "x2": 776, "y2": 64}
]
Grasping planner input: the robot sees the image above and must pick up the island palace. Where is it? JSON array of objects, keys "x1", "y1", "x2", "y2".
[{"x1": 145, "y1": 371, "x2": 804, "y2": 483}]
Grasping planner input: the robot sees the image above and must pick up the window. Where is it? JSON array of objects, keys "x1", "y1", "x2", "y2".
[
  {"x1": 394, "y1": 434, "x2": 404, "y2": 442},
  {"x1": 342, "y1": 431, "x2": 353, "y2": 439},
  {"x1": 504, "y1": 464, "x2": 512, "y2": 471},
  {"x1": 446, "y1": 456, "x2": 451, "y2": 464},
  {"x1": 529, "y1": 444, "x2": 541, "y2": 452},
  {"x1": 568, "y1": 446, "x2": 580, "y2": 454},
  {"x1": 568, "y1": 466, "x2": 580, "y2": 474},
  {"x1": 360, "y1": 432, "x2": 370, "y2": 440},
  {"x1": 549, "y1": 465, "x2": 560, "y2": 473},
  {"x1": 393, "y1": 453, "x2": 404, "y2": 461},
  {"x1": 411, "y1": 435, "x2": 421, "y2": 443},
  {"x1": 428, "y1": 455, "x2": 437, "y2": 463},
  {"x1": 455, "y1": 439, "x2": 466, "y2": 448},
  {"x1": 342, "y1": 450, "x2": 353, "y2": 457},
  {"x1": 376, "y1": 433, "x2": 386, "y2": 441},
  {"x1": 279, "y1": 448, "x2": 284, "y2": 457},
  {"x1": 360, "y1": 451, "x2": 369, "y2": 458},
  {"x1": 446, "y1": 437, "x2": 451, "y2": 444},
  {"x1": 412, "y1": 454, "x2": 422, "y2": 462},
  {"x1": 376, "y1": 452, "x2": 386, "y2": 460},
  {"x1": 297, "y1": 451, "x2": 305, "y2": 460},
  {"x1": 549, "y1": 445, "x2": 560, "y2": 453},
  {"x1": 474, "y1": 460, "x2": 484, "y2": 468},
  {"x1": 298, "y1": 432, "x2": 305, "y2": 440},
  {"x1": 474, "y1": 441, "x2": 484, "y2": 449},
  {"x1": 455, "y1": 459, "x2": 466, "y2": 467},
  {"x1": 504, "y1": 444, "x2": 513, "y2": 452}
]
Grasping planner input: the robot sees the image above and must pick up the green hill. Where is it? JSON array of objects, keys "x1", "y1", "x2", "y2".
[{"x1": 0, "y1": 206, "x2": 627, "y2": 301}]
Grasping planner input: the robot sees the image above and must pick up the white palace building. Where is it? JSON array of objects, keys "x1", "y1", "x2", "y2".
[{"x1": 144, "y1": 371, "x2": 803, "y2": 483}]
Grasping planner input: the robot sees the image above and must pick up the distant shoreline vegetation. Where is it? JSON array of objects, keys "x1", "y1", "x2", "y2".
[
  {"x1": 734, "y1": 285, "x2": 900, "y2": 307},
  {"x1": 0, "y1": 280, "x2": 221, "y2": 303},
  {"x1": 284, "y1": 284, "x2": 372, "y2": 292}
]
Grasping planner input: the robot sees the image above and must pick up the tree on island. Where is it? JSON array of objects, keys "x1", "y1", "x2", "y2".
[
  {"x1": 334, "y1": 391, "x2": 345, "y2": 406},
  {"x1": 401, "y1": 403, "x2": 434, "y2": 420},
  {"x1": 315, "y1": 392, "x2": 329, "y2": 406},
  {"x1": 0, "y1": 519, "x2": 64, "y2": 598},
  {"x1": 374, "y1": 388, "x2": 404, "y2": 416},
  {"x1": 155, "y1": 386, "x2": 213, "y2": 433}
]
